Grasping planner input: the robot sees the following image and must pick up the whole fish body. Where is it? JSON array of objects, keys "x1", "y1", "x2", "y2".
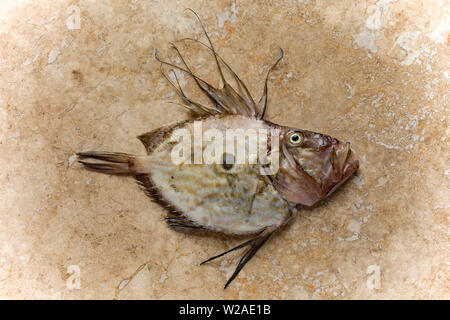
[{"x1": 77, "y1": 11, "x2": 359, "y2": 288}]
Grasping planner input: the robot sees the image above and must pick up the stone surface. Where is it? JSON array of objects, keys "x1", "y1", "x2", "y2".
[{"x1": 0, "y1": 0, "x2": 448, "y2": 299}]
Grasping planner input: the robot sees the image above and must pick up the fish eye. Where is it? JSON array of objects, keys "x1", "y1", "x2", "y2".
[
  {"x1": 222, "y1": 153, "x2": 234, "y2": 170},
  {"x1": 287, "y1": 131, "x2": 303, "y2": 146}
]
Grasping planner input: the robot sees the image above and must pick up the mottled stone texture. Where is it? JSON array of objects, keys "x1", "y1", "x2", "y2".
[{"x1": 0, "y1": 0, "x2": 448, "y2": 299}]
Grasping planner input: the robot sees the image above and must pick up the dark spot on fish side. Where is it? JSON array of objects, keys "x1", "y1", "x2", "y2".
[
  {"x1": 223, "y1": 163, "x2": 233, "y2": 170},
  {"x1": 222, "y1": 153, "x2": 234, "y2": 170}
]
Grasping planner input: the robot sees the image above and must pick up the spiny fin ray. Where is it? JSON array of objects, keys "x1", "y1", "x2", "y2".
[
  {"x1": 155, "y1": 10, "x2": 283, "y2": 119},
  {"x1": 201, "y1": 228, "x2": 274, "y2": 289}
]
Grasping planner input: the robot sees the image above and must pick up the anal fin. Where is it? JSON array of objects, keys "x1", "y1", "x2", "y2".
[{"x1": 165, "y1": 215, "x2": 204, "y2": 231}]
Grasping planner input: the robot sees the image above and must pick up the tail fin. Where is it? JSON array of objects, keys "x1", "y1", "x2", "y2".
[{"x1": 77, "y1": 151, "x2": 138, "y2": 175}]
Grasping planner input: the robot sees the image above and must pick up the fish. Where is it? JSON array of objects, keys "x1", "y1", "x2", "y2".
[{"x1": 77, "y1": 10, "x2": 359, "y2": 289}]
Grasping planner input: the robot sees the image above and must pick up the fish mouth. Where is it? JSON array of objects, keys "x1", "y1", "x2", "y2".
[
  {"x1": 337, "y1": 142, "x2": 359, "y2": 177},
  {"x1": 324, "y1": 141, "x2": 359, "y2": 197},
  {"x1": 343, "y1": 158, "x2": 359, "y2": 177}
]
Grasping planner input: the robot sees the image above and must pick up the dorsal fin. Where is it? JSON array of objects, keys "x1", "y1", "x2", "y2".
[
  {"x1": 155, "y1": 11, "x2": 284, "y2": 120},
  {"x1": 137, "y1": 121, "x2": 188, "y2": 154}
]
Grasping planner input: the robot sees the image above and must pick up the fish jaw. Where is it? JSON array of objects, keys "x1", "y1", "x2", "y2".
[
  {"x1": 324, "y1": 158, "x2": 359, "y2": 198},
  {"x1": 314, "y1": 139, "x2": 359, "y2": 202},
  {"x1": 320, "y1": 140, "x2": 358, "y2": 190}
]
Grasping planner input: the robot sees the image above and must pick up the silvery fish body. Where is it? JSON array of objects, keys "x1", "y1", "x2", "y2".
[
  {"x1": 139, "y1": 115, "x2": 293, "y2": 235},
  {"x1": 77, "y1": 11, "x2": 359, "y2": 288}
]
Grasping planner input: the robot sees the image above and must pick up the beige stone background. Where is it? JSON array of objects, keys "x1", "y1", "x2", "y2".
[{"x1": 0, "y1": 0, "x2": 448, "y2": 299}]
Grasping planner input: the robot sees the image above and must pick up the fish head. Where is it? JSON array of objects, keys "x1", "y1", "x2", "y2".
[{"x1": 274, "y1": 127, "x2": 359, "y2": 206}]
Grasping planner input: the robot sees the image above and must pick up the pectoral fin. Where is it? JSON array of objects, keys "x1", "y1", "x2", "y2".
[{"x1": 201, "y1": 227, "x2": 275, "y2": 289}]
